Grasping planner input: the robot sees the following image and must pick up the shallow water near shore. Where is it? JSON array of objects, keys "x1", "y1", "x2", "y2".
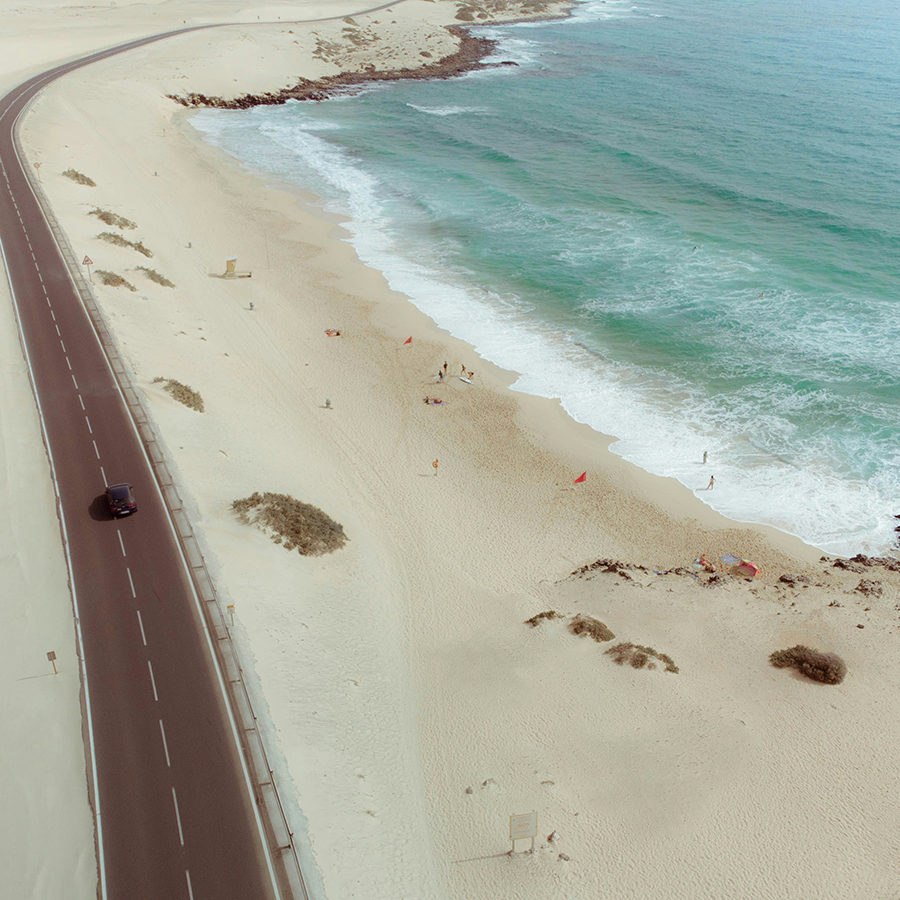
[{"x1": 194, "y1": 0, "x2": 900, "y2": 556}]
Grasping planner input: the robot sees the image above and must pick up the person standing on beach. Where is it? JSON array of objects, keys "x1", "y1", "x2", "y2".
[
  {"x1": 443, "y1": 361, "x2": 448, "y2": 376},
  {"x1": 461, "y1": 363, "x2": 467, "y2": 376},
  {"x1": 707, "y1": 475, "x2": 715, "y2": 490},
  {"x1": 437, "y1": 370, "x2": 444, "y2": 383},
  {"x1": 433, "y1": 459, "x2": 439, "y2": 477},
  {"x1": 703, "y1": 450, "x2": 708, "y2": 465}
]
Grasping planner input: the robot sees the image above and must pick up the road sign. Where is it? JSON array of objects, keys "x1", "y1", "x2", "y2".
[
  {"x1": 47, "y1": 650, "x2": 58, "y2": 675},
  {"x1": 82, "y1": 256, "x2": 93, "y2": 266},
  {"x1": 33, "y1": 161, "x2": 41, "y2": 168}
]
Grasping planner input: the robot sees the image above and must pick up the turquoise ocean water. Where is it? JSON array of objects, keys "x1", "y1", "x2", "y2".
[{"x1": 194, "y1": 0, "x2": 900, "y2": 555}]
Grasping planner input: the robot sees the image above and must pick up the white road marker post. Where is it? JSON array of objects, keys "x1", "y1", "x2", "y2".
[{"x1": 510, "y1": 811, "x2": 537, "y2": 854}]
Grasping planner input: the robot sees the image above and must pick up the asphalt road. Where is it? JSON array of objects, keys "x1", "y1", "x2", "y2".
[{"x1": 0, "y1": 32, "x2": 280, "y2": 900}]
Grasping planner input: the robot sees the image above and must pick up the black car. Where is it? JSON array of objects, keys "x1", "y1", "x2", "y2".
[{"x1": 105, "y1": 483, "x2": 137, "y2": 517}]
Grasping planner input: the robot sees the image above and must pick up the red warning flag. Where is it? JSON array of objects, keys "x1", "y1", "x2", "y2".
[
  {"x1": 404, "y1": 336, "x2": 412, "y2": 344},
  {"x1": 574, "y1": 472, "x2": 586, "y2": 484}
]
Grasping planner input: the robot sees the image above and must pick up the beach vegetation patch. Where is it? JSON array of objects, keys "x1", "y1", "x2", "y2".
[
  {"x1": 232, "y1": 492, "x2": 347, "y2": 556},
  {"x1": 605, "y1": 642, "x2": 679, "y2": 674},
  {"x1": 62, "y1": 168, "x2": 96, "y2": 186},
  {"x1": 152, "y1": 377, "x2": 204, "y2": 412},
  {"x1": 769, "y1": 645, "x2": 846, "y2": 684},
  {"x1": 96, "y1": 232, "x2": 153, "y2": 258},
  {"x1": 137, "y1": 266, "x2": 174, "y2": 288},
  {"x1": 569, "y1": 615, "x2": 615, "y2": 643},
  {"x1": 525, "y1": 610, "x2": 561, "y2": 627},
  {"x1": 95, "y1": 270, "x2": 136, "y2": 291},
  {"x1": 89, "y1": 208, "x2": 137, "y2": 230}
]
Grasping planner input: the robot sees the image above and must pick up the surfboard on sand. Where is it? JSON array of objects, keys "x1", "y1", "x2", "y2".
[{"x1": 459, "y1": 377, "x2": 473, "y2": 384}]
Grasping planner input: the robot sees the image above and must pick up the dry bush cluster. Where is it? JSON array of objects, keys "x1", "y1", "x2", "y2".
[
  {"x1": 97, "y1": 231, "x2": 153, "y2": 258},
  {"x1": 233, "y1": 492, "x2": 347, "y2": 556},
  {"x1": 137, "y1": 266, "x2": 175, "y2": 287},
  {"x1": 769, "y1": 645, "x2": 846, "y2": 685},
  {"x1": 62, "y1": 168, "x2": 95, "y2": 186},
  {"x1": 525, "y1": 610, "x2": 561, "y2": 627},
  {"x1": 96, "y1": 270, "x2": 135, "y2": 291},
  {"x1": 152, "y1": 377, "x2": 204, "y2": 412},
  {"x1": 569, "y1": 615, "x2": 615, "y2": 643},
  {"x1": 89, "y1": 208, "x2": 136, "y2": 230},
  {"x1": 605, "y1": 642, "x2": 679, "y2": 674}
]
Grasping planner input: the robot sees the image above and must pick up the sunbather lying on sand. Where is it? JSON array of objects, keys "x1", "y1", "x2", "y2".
[{"x1": 423, "y1": 397, "x2": 444, "y2": 405}]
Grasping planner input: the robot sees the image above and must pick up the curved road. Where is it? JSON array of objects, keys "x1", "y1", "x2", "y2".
[{"x1": 0, "y1": 29, "x2": 280, "y2": 900}]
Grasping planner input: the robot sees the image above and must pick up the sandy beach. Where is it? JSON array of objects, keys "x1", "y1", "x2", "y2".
[{"x1": 5, "y1": 2, "x2": 900, "y2": 898}]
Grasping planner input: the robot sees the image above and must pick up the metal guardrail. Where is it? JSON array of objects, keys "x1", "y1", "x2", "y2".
[{"x1": 18, "y1": 148, "x2": 310, "y2": 900}]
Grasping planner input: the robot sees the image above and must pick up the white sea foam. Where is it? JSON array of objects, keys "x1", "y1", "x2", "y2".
[{"x1": 406, "y1": 104, "x2": 489, "y2": 116}]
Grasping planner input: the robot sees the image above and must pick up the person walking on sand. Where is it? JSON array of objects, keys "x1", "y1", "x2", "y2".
[
  {"x1": 433, "y1": 459, "x2": 439, "y2": 477},
  {"x1": 437, "y1": 370, "x2": 444, "y2": 383},
  {"x1": 443, "y1": 361, "x2": 448, "y2": 376},
  {"x1": 707, "y1": 475, "x2": 715, "y2": 490},
  {"x1": 702, "y1": 450, "x2": 708, "y2": 465}
]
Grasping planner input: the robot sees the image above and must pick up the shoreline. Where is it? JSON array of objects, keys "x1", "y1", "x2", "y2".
[
  {"x1": 11, "y1": 3, "x2": 900, "y2": 898},
  {"x1": 170, "y1": 26, "x2": 507, "y2": 109}
]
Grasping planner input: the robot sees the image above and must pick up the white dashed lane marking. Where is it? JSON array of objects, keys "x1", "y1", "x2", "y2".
[
  {"x1": 78, "y1": 394, "x2": 84, "y2": 410},
  {"x1": 92, "y1": 439, "x2": 99, "y2": 459},
  {"x1": 136, "y1": 610, "x2": 146, "y2": 644},
  {"x1": 185, "y1": 870, "x2": 195, "y2": 900},
  {"x1": 171, "y1": 788, "x2": 185, "y2": 846},
  {"x1": 147, "y1": 660, "x2": 158, "y2": 701},
  {"x1": 126, "y1": 567, "x2": 136, "y2": 598},
  {"x1": 84, "y1": 416, "x2": 92, "y2": 434},
  {"x1": 159, "y1": 720, "x2": 171, "y2": 767},
  {"x1": 118, "y1": 530, "x2": 126, "y2": 557}
]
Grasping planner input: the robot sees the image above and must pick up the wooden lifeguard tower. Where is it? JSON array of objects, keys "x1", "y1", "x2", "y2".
[{"x1": 224, "y1": 255, "x2": 252, "y2": 278}]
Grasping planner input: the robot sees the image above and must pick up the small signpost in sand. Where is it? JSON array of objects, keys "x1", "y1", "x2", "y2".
[
  {"x1": 47, "y1": 650, "x2": 57, "y2": 675},
  {"x1": 510, "y1": 811, "x2": 537, "y2": 854},
  {"x1": 82, "y1": 255, "x2": 93, "y2": 283},
  {"x1": 33, "y1": 161, "x2": 41, "y2": 182}
]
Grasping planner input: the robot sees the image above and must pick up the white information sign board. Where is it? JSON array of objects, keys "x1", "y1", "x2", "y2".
[{"x1": 510, "y1": 812, "x2": 538, "y2": 852}]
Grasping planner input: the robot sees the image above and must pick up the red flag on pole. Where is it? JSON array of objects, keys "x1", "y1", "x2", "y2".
[
  {"x1": 404, "y1": 336, "x2": 412, "y2": 344},
  {"x1": 574, "y1": 472, "x2": 586, "y2": 484}
]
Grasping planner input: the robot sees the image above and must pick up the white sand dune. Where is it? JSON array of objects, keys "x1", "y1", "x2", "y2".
[{"x1": 4, "y1": 2, "x2": 900, "y2": 898}]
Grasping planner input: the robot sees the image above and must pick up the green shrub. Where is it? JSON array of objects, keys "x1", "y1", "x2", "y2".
[
  {"x1": 769, "y1": 645, "x2": 846, "y2": 685},
  {"x1": 233, "y1": 492, "x2": 347, "y2": 556}
]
